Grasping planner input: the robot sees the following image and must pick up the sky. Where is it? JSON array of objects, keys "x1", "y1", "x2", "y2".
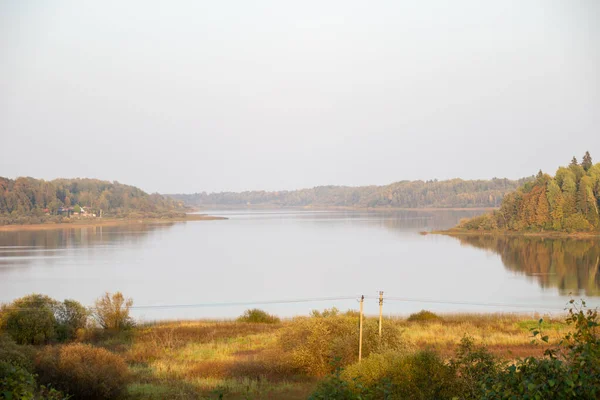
[{"x1": 1, "y1": 0, "x2": 599, "y2": 194}]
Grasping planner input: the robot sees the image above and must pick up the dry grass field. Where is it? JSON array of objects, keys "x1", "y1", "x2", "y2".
[{"x1": 84, "y1": 312, "x2": 568, "y2": 399}]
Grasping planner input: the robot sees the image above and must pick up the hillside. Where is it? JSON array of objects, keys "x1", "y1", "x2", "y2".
[
  {"x1": 0, "y1": 177, "x2": 185, "y2": 225},
  {"x1": 455, "y1": 152, "x2": 600, "y2": 233},
  {"x1": 170, "y1": 177, "x2": 532, "y2": 209}
]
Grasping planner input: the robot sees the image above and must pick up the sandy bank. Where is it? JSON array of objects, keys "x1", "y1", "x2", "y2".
[{"x1": 0, "y1": 214, "x2": 227, "y2": 232}]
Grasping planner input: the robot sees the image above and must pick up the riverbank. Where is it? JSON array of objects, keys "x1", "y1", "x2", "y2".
[
  {"x1": 194, "y1": 205, "x2": 497, "y2": 212},
  {"x1": 0, "y1": 214, "x2": 227, "y2": 232},
  {"x1": 429, "y1": 228, "x2": 600, "y2": 239}
]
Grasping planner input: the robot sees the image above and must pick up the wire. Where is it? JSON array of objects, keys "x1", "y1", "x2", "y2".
[
  {"x1": 0, "y1": 295, "x2": 362, "y2": 311},
  {"x1": 364, "y1": 296, "x2": 569, "y2": 311},
  {"x1": 1, "y1": 294, "x2": 583, "y2": 313}
]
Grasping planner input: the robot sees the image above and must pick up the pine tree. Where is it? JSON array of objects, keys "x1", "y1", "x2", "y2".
[
  {"x1": 582, "y1": 151, "x2": 593, "y2": 171},
  {"x1": 570, "y1": 156, "x2": 579, "y2": 167}
]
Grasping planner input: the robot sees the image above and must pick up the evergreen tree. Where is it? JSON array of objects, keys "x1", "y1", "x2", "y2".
[
  {"x1": 570, "y1": 156, "x2": 579, "y2": 167},
  {"x1": 582, "y1": 151, "x2": 593, "y2": 171}
]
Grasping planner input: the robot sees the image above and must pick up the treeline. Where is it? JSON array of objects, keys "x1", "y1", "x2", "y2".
[
  {"x1": 0, "y1": 177, "x2": 184, "y2": 225},
  {"x1": 171, "y1": 177, "x2": 532, "y2": 209},
  {"x1": 458, "y1": 152, "x2": 600, "y2": 232}
]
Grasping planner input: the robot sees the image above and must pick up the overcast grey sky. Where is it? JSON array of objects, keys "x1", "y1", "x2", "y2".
[{"x1": 1, "y1": 1, "x2": 599, "y2": 194}]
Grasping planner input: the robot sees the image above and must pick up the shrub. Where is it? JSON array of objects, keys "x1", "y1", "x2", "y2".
[
  {"x1": 280, "y1": 313, "x2": 405, "y2": 376},
  {"x1": 237, "y1": 309, "x2": 280, "y2": 324},
  {"x1": 563, "y1": 213, "x2": 592, "y2": 232},
  {"x1": 93, "y1": 292, "x2": 134, "y2": 331},
  {"x1": 407, "y1": 310, "x2": 441, "y2": 323},
  {"x1": 0, "y1": 294, "x2": 58, "y2": 344},
  {"x1": 35, "y1": 343, "x2": 129, "y2": 400},
  {"x1": 0, "y1": 360, "x2": 67, "y2": 400},
  {"x1": 0, "y1": 333, "x2": 35, "y2": 370},
  {"x1": 480, "y1": 300, "x2": 600, "y2": 399},
  {"x1": 311, "y1": 350, "x2": 460, "y2": 400},
  {"x1": 458, "y1": 213, "x2": 499, "y2": 231},
  {"x1": 55, "y1": 300, "x2": 89, "y2": 342},
  {"x1": 0, "y1": 360, "x2": 37, "y2": 399},
  {"x1": 310, "y1": 307, "x2": 340, "y2": 318},
  {"x1": 1, "y1": 295, "x2": 89, "y2": 344},
  {"x1": 449, "y1": 336, "x2": 499, "y2": 399}
]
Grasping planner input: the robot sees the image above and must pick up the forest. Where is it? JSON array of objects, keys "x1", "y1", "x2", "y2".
[
  {"x1": 170, "y1": 177, "x2": 531, "y2": 209},
  {"x1": 0, "y1": 177, "x2": 184, "y2": 225},
  {"x1": 457, "y1": 152, "x2": 600, "y2": 232}
]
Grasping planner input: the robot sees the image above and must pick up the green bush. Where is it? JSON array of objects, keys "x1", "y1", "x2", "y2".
[
  {"x1": 0, "y1": 360, "x2": 37, "y2": 399},
  {"x1": 407, "y1": 310, "x2": 441, "y2": 323},
  {"x1": 237, "y1": 309, "x2": 280, "y2": 324},
  {"x1": 481, "y1": 301, "x2": 600, "y2": 399},
  {"x1": 0, "y1": 360, "x2": 67, "y2": 400},
  {"x1": 311, "y1": 350, "x2": 460, "y2": 400},
  {"x1": 0, "y1": 295, "x2": 89, "y2": 345},
  {"x1": 280, "y1": 313, "x2": 405, "y2": 376},
  {"x1": 563, "y1": 213, "x2": 592, "y2": 232},
  {"x1": 0, "y1": 295, "x2": 59, "y2": 345},
  {"x1": 55, "y1": 300, "x2": 89, "y2": 342},
  {"x1": 35, "y1": 343, "x2": 129, "y2": 400},
  {"x1": 0, "y1": 333, "x2": 35, "y2": 370}
]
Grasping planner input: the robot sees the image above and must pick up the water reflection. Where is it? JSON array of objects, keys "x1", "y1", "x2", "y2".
[
  {"x1": 0, "y1": 224, "x2": 175, "y2": 270},
  {"x1": 453, "y1": 235, "x2": 600, "y2": 296}
]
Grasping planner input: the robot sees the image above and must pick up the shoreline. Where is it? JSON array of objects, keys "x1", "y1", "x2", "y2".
[
  {"x1": 193, "y1": 205, "x2": 498, "y2": 212},
  {"x1": 0, "y1": 214, "x2": 227, "y2": 232},
  {"x1": 429, "y1": 228, "x2": 600, "y2": 239}
]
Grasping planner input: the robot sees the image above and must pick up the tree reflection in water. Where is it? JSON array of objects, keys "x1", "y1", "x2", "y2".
[{"x1": 454, "y1": 235, "x2": 600, "y2": 296}]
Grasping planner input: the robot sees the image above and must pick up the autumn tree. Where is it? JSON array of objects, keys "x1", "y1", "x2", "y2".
[
  {"x1": 93, "y1": 292, "x2": 134, "y2": 331},
  {"x1": 457, "y1": 156, "x2": 600, "y2": 232},
  {"x1": 546, "y1": 180, "x2": 564, "y2": 230}
]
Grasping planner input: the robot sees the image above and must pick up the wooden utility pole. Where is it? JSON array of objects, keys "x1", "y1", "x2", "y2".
[
  {"x1": 378, "y1": 291, "x2": 384, "y2": 341},
  {"x1": 358, "y1": 295, "x2": 364, "y2": 362}
]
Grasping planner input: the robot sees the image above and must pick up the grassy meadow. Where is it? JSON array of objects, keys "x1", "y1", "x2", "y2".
[
  {"x1": 5, "y1": 293, "x2": 597, "y2": 400},
  {"x1": 88, "y1": 312, "x2": 568, "y2": 399}
]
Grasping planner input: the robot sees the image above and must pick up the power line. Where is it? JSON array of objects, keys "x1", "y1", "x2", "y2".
[
  {"x1": 0, "y1": 294, "x2": 582, "y2": 312},
  {"x1": 364, "y1": 295, "x2": 570, "y2": 311},
  {"x1": 0, "y1": 295, "x2": 362, "y2": 311}
]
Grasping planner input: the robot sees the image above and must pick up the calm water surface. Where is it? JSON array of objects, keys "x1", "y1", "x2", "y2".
[{"x1": 1, "y1": 209, "x2": 599, "y2": 320}]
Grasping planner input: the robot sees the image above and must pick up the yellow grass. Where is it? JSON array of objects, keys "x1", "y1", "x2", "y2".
[{"x1": 91, "y1": 313, "x2": 571, "y2": 399}]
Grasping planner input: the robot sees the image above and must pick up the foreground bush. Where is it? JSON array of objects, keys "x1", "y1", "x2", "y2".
[
  {"x1": 280, "y1": 310, "x2": 405, "y2": 376},
  {"x1": 35, "y1": 343, "x2": 129, "y2": 400},
  {"x1": 311, "y1": 349, "x2": 461, "y2": 399},
  {"x1": 237, "y1": 309, "x2": 280, "y2": 324},
  {"x1": 480, "y1": 301, "x2": 600, "y2": 399},
  {"x1": 311, "y1": 301, "x2": 600, "y2": 399},
  {"x1": 0, "y1": 360, "x2": 67, "y2": 400}
]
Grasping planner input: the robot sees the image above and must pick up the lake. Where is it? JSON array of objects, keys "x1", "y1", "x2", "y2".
[{"x1": 1, "y1": 209, "x2": 599, "y2": 321}]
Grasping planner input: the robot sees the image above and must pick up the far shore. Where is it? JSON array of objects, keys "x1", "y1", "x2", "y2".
[
  {"x1": 428, "y1": 228, "x2": 600, "y2": 239},
  {"x1": 0, "y1": 214, "x2": 227, "y2": 232},
  {"x1": 192, "y1": 204, "x2": 498, "y2": 212}
]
